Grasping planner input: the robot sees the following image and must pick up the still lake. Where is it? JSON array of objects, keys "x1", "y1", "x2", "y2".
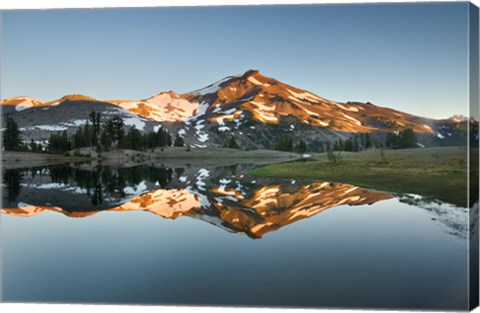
[{"x1": 0, "y1": 163, "x2": 471, "y2": 309}]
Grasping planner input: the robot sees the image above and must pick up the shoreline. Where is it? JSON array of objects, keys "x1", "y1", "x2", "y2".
[{"x1": 1, "y1": 147, "x2": 301, "y2": 169}]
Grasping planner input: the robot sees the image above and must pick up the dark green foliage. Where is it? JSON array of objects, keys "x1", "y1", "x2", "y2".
[
  {"x1": 386, "y1": 128, "x2": 417, "y2": 149},
  {"x1": 297, "y1": 140, "x2": 307, "y2": 153},
  {"x1": 364, "y1": 133, "x2": 373, "y2": 149},
  {"x1": 89, "y1": 111, "x2": 101, "y2": 146},
  {"x1": 226, "y1": 136, "x2": 240, "y2": 149},
  {"x1": 401, "y1": 128, "x2": 417, "y2": 148},
  {"x1": 101, "y1": 115, "x2": 124, "y2": 148},
  {"x1": 48, "y1": 131, "x2": 71, "y2": 154},
  {"x1": 29, "y1": 138, "x2": 42, "y2": 152},
  {"x1": 174, "y1": 133, "x2": 185, "y2": 147},
  {"x1": 123, "y1": 127, "x2": 144, "y2": 150},
  {"x1": 274, "y1": 136, "x2": 293, "y2": 151},
  {"x1": 40, "y1": 110, "x2": 180, "y2": 154},
  {"x1": 3, "y1": 169, "x2": 23, "y2": 202},
  {"x1": 344, "y1": 138, "x2": 353, "y2": 151},
  {"x1": 174, "y1": 167, "x2": 185, "y2": 178},
  {"x1": 330, "y1": 133, "x2": 376, "y2": 153},
  {"x1": 3, "y1": 116, "x2": 22, "y2": 151}
]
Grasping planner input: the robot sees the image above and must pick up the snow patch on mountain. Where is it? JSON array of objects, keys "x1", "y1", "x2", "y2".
[
  {"x1": 189, "y1": 75, "x2": 239, "y2": 96},
  {"x1": 344, "y1": 114, "x2": 362, "y2": 126},
  {"x1": 335, "y1": 103, "x2": 359, "y2": 112},
  {"x1": 248, "y1": 76, "x2": 271, "y2": 87},
  {"x1": 21, "y1": 125, "x2": 69, "y2": 131},
  {"x1": 287, "y1": 89, "x2": 323, "y2": 103},
  {"x1": 124, "y1": 116, "x2": 146, "y2": 130}
]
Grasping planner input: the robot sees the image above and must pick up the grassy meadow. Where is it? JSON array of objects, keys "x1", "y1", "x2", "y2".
[{"x1": 249, "y1": 147, "x2": 478, "y2": 207}]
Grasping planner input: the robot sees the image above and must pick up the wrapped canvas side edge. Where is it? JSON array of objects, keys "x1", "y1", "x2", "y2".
[{"x1": 469, "y1": 2, "x2": 479, "y2": 310}]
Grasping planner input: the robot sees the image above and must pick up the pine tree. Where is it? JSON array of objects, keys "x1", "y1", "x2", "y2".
[
  {"x1": 111, "y1": 116, "x2": 124, "y2": 147},
  {"x1": 401, "y1": 128, "x2": 417, "y2": 148},
  {"x1": 3, "y1": 116, "x2": 22, "y2": 151},
  {"x1": 274, "y1": 136, "x2": 293, "y2": 152},
  {"x1": 122, "y1": 127, "x2": 144, "y2": 150},
  {"x1": 174, "y1": 133, "x2": 185, "y2": 147},
  {"x1": 89, "y1": 111, "x2": 101, "y2": 146},
  {"x1": 344, "y1": 138, "x2": 353, "y2": 151},
  {"x1": 29, "y1": 138, "x2": 38, "y2": 152},
  {"x1": 365, "y1": 133, "x2": 373, "y2": 149},
  {"x1": 227, "y1": 136, "x2": 240, "y2": 149},
  {"x1": 156, "y1": 128, "x2": 167, "y2": 147},
  {"x1": 297, "y1": 140, "x2": 307, "y2": 153}
]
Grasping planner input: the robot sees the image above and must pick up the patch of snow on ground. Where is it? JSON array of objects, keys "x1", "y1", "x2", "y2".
[
  {"x1": 437, "y1": 133, "x2": 445, "y2": 139},
  {"x1": 25, "y1": 125, "x2": 69, "y2": 131},
  {"x1": 124, "y1": 181, "x2": 147, "y2": 196},
  {"x1": 197, "y1": 133, "x2": 209, "y2": 143},
  {"x1": 63, "y1": 119, "x2": 88, "y2": 127},
  {"x1": 303, "y1": 154, "x2": 312, "y2": 158},
  {"x1": 218, "y1": 126, "x2": 230, "y2": 132},
  {"x1": 124, "y1": 116, "x2": 146, "y2": 130},
  {"x1": 153, "y1": 125, "x2": 162, "y2": 132},
  {"x1": 179, "y1": 176, "x2": 188, "y2": 183},
  {"x1": 198, "y1": 168, "x2": 210, "y2": 178},
  {"x1": 35, "y1": 183, "x2": 65, "y2": 189}
]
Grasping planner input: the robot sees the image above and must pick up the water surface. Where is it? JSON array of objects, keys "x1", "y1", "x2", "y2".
[{"x1": 0, "y1": 163, "x2": 470, "y2": 309}]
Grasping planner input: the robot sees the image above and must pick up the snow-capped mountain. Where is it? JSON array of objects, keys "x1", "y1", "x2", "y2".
[{"x1": 1, "y1": 70, "x2": 472, "y2": 148}]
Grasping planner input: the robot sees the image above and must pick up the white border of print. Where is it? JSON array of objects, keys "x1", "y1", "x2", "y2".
[{"x1": 0, "y1": 1, "x2": 478, "y2": 313}]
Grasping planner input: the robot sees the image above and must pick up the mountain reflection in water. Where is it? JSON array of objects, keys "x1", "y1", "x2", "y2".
[{"x1": 1, "y1": 164, "x2": 393, "y2": 238}]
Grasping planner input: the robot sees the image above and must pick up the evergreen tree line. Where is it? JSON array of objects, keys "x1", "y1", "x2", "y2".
[
  {"x1": 273, "y1": 136, "x2": 308, "y2": 153},
  {"x1": 47, "y1": 111, "x2": 185, "y2": 154},
  {"x1": 327, "y1": 129, "x2": 417, "y2": 152},
  {"x1": 385, "y1": 128, "x2": 417, "y2": 149},
  {"x1": 2, "y1": 112, "x2": 187, "y2": 154},
  {"x1": 329, "y1": 133, "x2": 374, "y2": 152},
  {"x1": 2, "y1": 114, "x2": 419, "y2": 154}
]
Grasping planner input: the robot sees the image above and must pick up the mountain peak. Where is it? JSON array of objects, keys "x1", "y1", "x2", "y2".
[
  {"x1": 242, "y1": 69, "x2": 260, "y2": 78},
  {"x1": 53, "y1": 94, "x2": 97, "y2": 103}
]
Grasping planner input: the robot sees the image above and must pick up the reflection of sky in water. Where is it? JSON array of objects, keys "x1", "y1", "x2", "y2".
[{"x1": 0, "y1": 165, "x2": 470, "y2": 309}]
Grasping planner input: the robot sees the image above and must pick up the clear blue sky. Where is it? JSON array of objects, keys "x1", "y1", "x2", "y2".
[{"x1": 1, "y1": 2, "x2": 471, "y2": 119}]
